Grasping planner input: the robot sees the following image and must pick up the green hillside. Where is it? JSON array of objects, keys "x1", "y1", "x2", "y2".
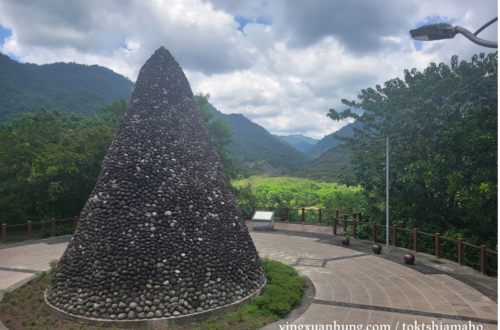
[
  {"x1": 210, "y1": 106, "x2": 312, "y2": 173},
  {"x1": 305, "y1": 121, "x2": 363, "y2": 158},
  {"x1": 0, "y1": 52, "x2": 134, "y2": 123},
  {"x1": 284, "y1": 145, "x2": 350, "y2": 183},
  {"x1": 272, "y1": 134, "x2": 318, "y2": 152}
]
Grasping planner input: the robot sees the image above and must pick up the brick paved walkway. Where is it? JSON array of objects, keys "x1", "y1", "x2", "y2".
[{"x1": 0, "y1": 222, "x2": 496, "y2": 330}]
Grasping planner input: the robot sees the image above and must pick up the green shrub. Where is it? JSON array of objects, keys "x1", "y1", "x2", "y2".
[{"x1": 246, "y1": 259, "x2": 306, "y2": 319}]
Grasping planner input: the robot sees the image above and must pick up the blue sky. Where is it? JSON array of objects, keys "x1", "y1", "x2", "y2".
[
  {"x1": 0, "y1": 24, "x2": 21, "y2": 62},
  {"x1": 234, "y1": 16, "x2": 271, "y2": 35}
]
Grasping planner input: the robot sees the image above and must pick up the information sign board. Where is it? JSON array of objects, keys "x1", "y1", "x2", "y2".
[{"x1": 251, "y1": 211, "x2": 274, "y2": 230}]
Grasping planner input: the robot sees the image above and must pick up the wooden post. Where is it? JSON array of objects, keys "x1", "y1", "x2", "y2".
[
  {"x1": 393, "y1": 225, "x2": 397, "y2": 247},
  {"x1": 253, "y1": 205, "x2": 256, "y2": 215},
  {"x1": 358, "y1": 212, "x2": 362, "y2": 222},
  {"x1": 318, "y1": 209, "x2": 322, "y2": 225},
  {"x1": 413, "y1": 228, "x2": 418, "y2": 252},
  {"x1": 74, "y1": 216, "x2": 78, "y2": 231},
  {"x1": 352, "y1": 213, "x2": 357, "y2": 238},
  {"x1": 51, "y1": 218, "x2": 56, "y2": 237},
  {"x1": 480, "y1": 245, "x2": 487, "y2": 275},
  {"x1": 457, "y1": 238, "x2": 463, "y2": 265},
  {"x1": 372, "y1": 222, "x2": 376, "y2": 242},
  {"x1": 269, "y1": 206, "x2": 272, "y2": 212},
  {"x1": 301, "y1": 207, "x2": 305, "y2": 224},
  {"x1": 28, "y1": 221, "x2": 32, "y2": 240},
  {"x1": 435, "y1": 233, "x2": 440, "y2": 257},
  {"x1": 333, "y1": 217, "x2": 337, "y2": 236},
  {"x1": 335, "y1": 209, "x2": 339, "y2": 218},
  {"x1": 2, "y1": 224, "x2": 6, "y2": 244},
  {"x1": 285, "y1": 207, "x2": 288, "y2": 222},
  {"x1": 343, "y1": 214, "x2": 347, "y2": 232}
]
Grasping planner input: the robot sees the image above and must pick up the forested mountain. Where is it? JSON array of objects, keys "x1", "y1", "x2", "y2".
[
  {"x1": 0, "y1": 52, "x2": 134, "y2": 123},
  {"x1": 210, "y1": 106, "x2": 312, "y2": 172},
  {"x1": 284, "y1": 145, "x2": 350, "y2": 183},
  {"x1": 272, "y1": 134, "x2": 318, "y2": 151},
  {"x1": 305, "y1": 120, "x2": 363, "y2": 158}
]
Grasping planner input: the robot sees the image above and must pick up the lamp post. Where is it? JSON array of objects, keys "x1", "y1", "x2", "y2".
[
  {"x1": 385, "y1": 137, "x2": 389, "y2": 252},
  {"x1": 409, "y1": 17, "x2": 498, "y2": 48},
  {"x1": 370, "y1": 136, "x2": 390, "y2": 252}
]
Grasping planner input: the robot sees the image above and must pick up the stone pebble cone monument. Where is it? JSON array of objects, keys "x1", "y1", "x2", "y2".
[{"x1": 45, "y1": 46, "x2": 265, "y2": 325}]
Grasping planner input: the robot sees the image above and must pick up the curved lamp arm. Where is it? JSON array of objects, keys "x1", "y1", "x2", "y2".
[
  {"x1": 474, "y1": 17, "x2": 498, "y2": 36},
  {"x1": 455, "y1": 26, "x2": 498, "y2": 48}
]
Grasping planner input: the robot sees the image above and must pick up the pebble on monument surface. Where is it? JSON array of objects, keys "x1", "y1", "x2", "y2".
[{"x1": 45, "y1": 46, "x2": 265, "y2": 321}]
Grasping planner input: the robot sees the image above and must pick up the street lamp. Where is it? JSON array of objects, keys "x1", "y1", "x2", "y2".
[
  {"x1": 409, "y1": 17, "x2": 498, "y2": 48},
  {"x1": 370, "y1": 136, "x2": 390, "y2": 253}
]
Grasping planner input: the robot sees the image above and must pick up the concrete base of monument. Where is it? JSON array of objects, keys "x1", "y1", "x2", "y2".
[{"x1": 44, "y1": 280, "x2": 266, "y2": 329}]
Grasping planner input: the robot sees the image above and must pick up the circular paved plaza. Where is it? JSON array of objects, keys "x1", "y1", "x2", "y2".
[{"x1": 0, "y1": 225, "x2": 497, "y2": 330}]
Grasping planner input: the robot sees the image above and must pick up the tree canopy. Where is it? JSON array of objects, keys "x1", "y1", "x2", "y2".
[{"x1": 327, "y1": 52, "x2": 497, "y2": 249}]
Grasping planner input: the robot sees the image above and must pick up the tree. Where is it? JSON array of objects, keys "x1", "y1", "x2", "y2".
[
  {"x1": 0, "y1": 100, "x2": 125, "y2": 225},
  {"x1": 195, "y1": 93, "x2": 248, "y2": 182},
  {"x1": 327, "y1": 52, "x2": 497, "y2": 248}
]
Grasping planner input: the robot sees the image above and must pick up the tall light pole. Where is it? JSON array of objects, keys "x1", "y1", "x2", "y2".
[
  {"x1": 385, "y1": 137, "x2": 390, "y2": 252},
  {"x1": 409, "y1": 17, "x2": 498, "y2": 48},
  {"x1": 370, "y1": 135, "x2": 390, "y2": 252}
]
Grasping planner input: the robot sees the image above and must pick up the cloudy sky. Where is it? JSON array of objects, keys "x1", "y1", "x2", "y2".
[{"x1": 0, "y1": 0, "x2": 497, "y2": 139}]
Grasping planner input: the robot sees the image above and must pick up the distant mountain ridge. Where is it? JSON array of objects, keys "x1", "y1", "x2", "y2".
[
  {"x1": 305, "y1": 120, "x2": 363, "y2": 158},
  {"x1": 272, "y1": 134, "x2": 319, "y2": 152},
  {"x1": 210, "y1": 105, "x2": 312, "y2": 172},
  {"x1": 0, "y1": 52, "x2": 134, "y2": 123}
]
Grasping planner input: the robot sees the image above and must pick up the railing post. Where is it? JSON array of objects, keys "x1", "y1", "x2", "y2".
[
  {"x1": 253, "y1": 205, "x2": 255, "y2": 215},
  {"x1": 352, "y1": 218, "x2": 356, "y2": 239},
  {"x1": 372, "y1": 222, "x2": 376, "y2": 242},
  {"x1": 393, "y1": 225, "x2": 397, "y2": 247},
  {"x1": 2, "y1": 224, "x2": 6, "y2": 244},
  {"x1": 318, "y1": 209, "x2": 322, "y2": 225},
  {"x1": 333, "y1": 217, "x2": 337, "y2": 236},
  {"x1": 435, "y1": 233, "x2": 440, "y2": 257},
  {"x1": 343, "y1": 214, "x2": 347, "y2": 232},
  {"x1": 269, "y1": 206, "x2": 272, "y2": 212},
  {"x1": 51, "y1": 218, "x2": 56, "y2": 237},
  {"x1": 285, "y1": 207, "x2": 288, "y2": 222},
  {"x1": 457, "y1": 238, "x2": 463, "y2": 265},
  {"x1": 480, "y1": 245, "x2": 487, "y2": 275},
  {"x1": 358, "y1": 212, "x2": 362, "y2": 222},
  {"x1": 413, "y1": 228, "x2": 418, "y2": 252},
  {"x1": 301, "y1": 207, "x2": 305, "y2": 224},
  {"x1": 74, "y1": 216, "x2": 78, "y2": 231},
  {"x1": 335, "y1": 209, "x2": 339, "y2": 218},
  {"x1": 28, "y1": 221, "x2": 32, "y2": 240}
]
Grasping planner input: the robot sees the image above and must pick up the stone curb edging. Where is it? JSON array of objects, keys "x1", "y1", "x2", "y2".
[{"x1": 44, "y1": 280, "x2": 266, "y2": 328}]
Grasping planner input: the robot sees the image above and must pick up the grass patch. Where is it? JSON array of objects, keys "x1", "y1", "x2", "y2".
[{"x1": 0, "y1": 258, "x2": 305, "y2": 330}]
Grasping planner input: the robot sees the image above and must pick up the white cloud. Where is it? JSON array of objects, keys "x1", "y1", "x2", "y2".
[{"x1": 0, "y1": 0, "x2": 497, "y2": 140}]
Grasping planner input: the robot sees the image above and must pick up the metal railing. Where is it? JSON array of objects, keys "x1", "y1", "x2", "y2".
[
  {"x1": 2, "y1": 217, "x2": 79, "y2": 244},
  {"x1": 243, "y1": 205, "x2": 497, "y2": 277}
]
